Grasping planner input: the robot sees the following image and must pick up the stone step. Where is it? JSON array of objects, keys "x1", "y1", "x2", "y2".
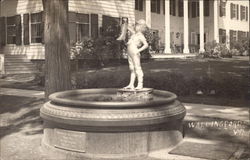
[
  {"x1": 4, "y1": 54, "x2": 27, "y2": 57},
  {"x1": 5, "y1": 62, "x2": 36, "y2": 66},
  {"x1": 4, "y1": 58, "x2": 31, "y2": 62},
  {"x1": 4, "y1": 66, "x2": 37, "y2": 71},
  {"x1": 4, "y1": 66, "x2": 37, "y2": 70},
  {"x1": 5, "y1": 70, "x2": 38, "y2": 74},
  {"x1": 3, "y1": 55, "x2": 38, "y2": 74}
]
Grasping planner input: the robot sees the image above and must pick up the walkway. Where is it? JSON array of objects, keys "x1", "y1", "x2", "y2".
[{"x1": 151, "y1": 53, "x2": 196, "y2": 59}]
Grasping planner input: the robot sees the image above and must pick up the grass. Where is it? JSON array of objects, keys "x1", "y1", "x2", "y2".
[
  {"x1": 1, "y1": 57, "x2": 249, "y2": 107},
  {"x1": 73, "y1": 57, "x2": 249, "y2": 107}
]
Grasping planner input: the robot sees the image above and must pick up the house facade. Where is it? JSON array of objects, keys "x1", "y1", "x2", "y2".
[{"x1": 0, "y1": 0, "x2": 249, "y2": 60}]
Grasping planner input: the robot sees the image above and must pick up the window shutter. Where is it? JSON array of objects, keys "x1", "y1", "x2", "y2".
[
  {"x1": 246, "y1": 7, "x2": 248, "y2": 21},
  {"x1": 68, "y1": 12, "x2": 77, "y2": 44},
  {"x1": 139, "y1": 0, "x2": 143, "y2": 11},
  {"x1": 135, "y1": 0, "x2": 138, "y2": 10},
  {"x1": 204, "y1": 0, "x2": 209, "y2": 16},
  {"x1": 192, "y1": 2, "x2": 196, "y2": 18},
  {"x1": 220, "y1": 3, "x2": 223, "y2": 17},
  {"x1": 188, "y1": 1, "x2": 191, "y2": 17},
  {"x1": 157, "y1": 0, "x2": 160, "y2": 14},
  {"x1": 91, "y1": 14, "x2": 98, "y2": 38},
  {"x1": 178, "y1": 0, "x2": 183, "y2": 17},
  {"x1": 230, "y1": 3, "x2": 233, "y2": 19},
  {"x1": 236, "y1": 5, "x2": 239, "y2": 19},
  {"x1": 197, "y1": 2, "x2": 199, "y2": 17},
  {"x1": 229, "y1": 30, "x2": 234, "y2": 42},
  {"x1": 23, "y1": 14, "x2": 29, "y2": 45},
  {"x1": 0, "y1": 17, "x2": 6, "y2": 46},
  {"x1": 237, "y1": 31, "x2": 241, "y2": 41},
  {"x1": 15, "y1": 15, "x2": 22, "y2": 45},
  {"x1": 173, "y1": 0, "x2": 176, "y2": 16},
  {"x1": 240, "y1": 6, "x2": 243, "y2": 20},
  {"x1": 41, "y1": 11, "x2": 45, "y2": 44}
]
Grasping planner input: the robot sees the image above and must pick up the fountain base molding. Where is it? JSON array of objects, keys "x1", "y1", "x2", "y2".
[{"x1": 40, "y1": 88, "x2": 186, "y2": 159}]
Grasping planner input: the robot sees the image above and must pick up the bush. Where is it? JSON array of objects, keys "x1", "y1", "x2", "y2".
[
  {"x1": 230, "y1": 38, "x2": 249, "y2": 55},
  {"x1": 230, "y1": 48, "x2": 241, "y2": 56},
  {"x1": 70, "y1": 37, "x2": 122, "y2": 67},
  {"x1": 201, "y1": 41, "x2": 231, "y2": 58}
]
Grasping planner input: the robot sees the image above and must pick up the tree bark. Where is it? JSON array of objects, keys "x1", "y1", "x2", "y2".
[{"x1": 42, "y1": 0, "x2": 71, "y2": 100}]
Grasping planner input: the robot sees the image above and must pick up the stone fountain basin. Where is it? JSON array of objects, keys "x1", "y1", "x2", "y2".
[
  {"x1": 40, "y1": 88, "x2": 185, "y2": 131},
  {"x1": 40, "y1": 88, "x2": 186, "y2": 159}
]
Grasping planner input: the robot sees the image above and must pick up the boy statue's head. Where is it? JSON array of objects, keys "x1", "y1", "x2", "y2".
[{"x1": 135, "y1": 19, "x2": 148, "y2": 33}]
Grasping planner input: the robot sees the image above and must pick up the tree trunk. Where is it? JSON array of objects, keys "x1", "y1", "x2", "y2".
[{"x1": 42, "y1": 0, "x2": 71, "y2": 100}]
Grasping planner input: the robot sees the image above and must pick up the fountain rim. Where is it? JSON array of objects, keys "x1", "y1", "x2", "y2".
[{"x1": 49, "y1": 88, "x2": 177, "y2": 108}]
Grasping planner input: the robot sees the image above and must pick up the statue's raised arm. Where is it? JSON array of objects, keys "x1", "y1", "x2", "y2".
[{"x1": 116, "y1": 17, "x2": 129, "y2": 41}]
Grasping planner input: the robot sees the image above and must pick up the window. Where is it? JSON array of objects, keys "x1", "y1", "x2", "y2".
[
  {"x1": 69, "y1": 12, "x2": 98, "y2": 43},
  {"x1": 178, "y1": 0, "x2": 183, "y2": 17},
  {"x1": 7, "y1": 16, "x2": 16, "y2": 44},
  {"x1": 219, "y1": 29, "x2": 226, "y2": 43},
  {"x1": 31, "y1": 12, "x2": 43, "y2": 43},
  {"x1": 238, "y1": 31, "x2": 247, "y2": 41},
  {"x1": 191, "y1": 32, "x2": 196, "y2": 45},
  {"x1": 135, "y1": 0, "x2": 143, "y2": 11},
  {"x1": 197, "y1": 33, "x2": 207, "y2": 44},
  {"x1": 102, "y1": 15, "x2": 119, "y2": 37},
  {"x1": 230, "y1": 30, "x2": 237, "y2": 42},
  {"x1": 76, "y1": 14, "x2": 90, "y2": 41},
  {"x1": 151, "y1": 0, "x2": 160, "y2": 14},
  {"x1": 170, "y1": 0, "x2": 176, "y2": 16},
  {"x1": 231, "y1": 3, "x2": 239, "y2": 19},
  {"x1": 220, "y1": 1, "x2": 226, "y2": 17},
  {"x1": 204, "y1": 0, "x2": 209, "y2": 16},
  {"x1": 240, "y1": 6, "x2": 246, "y2": 20}
]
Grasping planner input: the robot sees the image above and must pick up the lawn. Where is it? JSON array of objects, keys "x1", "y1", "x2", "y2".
[
  {"x1": 1, "y1": 57, "x2": 249, "y2": 107},
  {"x1": 73, "y1": 57, "x2": 249, "y2": 107}
]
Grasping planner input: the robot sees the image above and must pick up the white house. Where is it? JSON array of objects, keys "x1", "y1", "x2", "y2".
[{"x1": 0, "y1": 0, "x2": 249, "y2": 60}]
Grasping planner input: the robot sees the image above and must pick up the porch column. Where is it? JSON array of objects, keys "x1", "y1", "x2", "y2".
[
  {"x1": 183, "y1": 0, "x2": 190, "y2": 54},
  {"x1": 199, "y1": 0, "x2": 205, "y2": 53},
  {"x1": 164, "y1": 0, "x2": 171, "y2": 53},
  {"x1": 214, "y1": 0, "x2": 219, "y2": 43},
  {"x1": 145, "y1": 0, "x2": 151, "y2": 27}
]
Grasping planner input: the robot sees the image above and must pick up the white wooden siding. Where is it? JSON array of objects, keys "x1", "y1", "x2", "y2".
[{"x1": 0, "y1": 0, "x2": 135, "y2": 59}]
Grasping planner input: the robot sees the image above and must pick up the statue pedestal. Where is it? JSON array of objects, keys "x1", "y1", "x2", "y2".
[{"x1": 117, "y1": 88, "x2": 153, "y2": 101}]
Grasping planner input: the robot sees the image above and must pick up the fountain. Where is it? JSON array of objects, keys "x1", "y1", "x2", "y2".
[
  {"x1": 40, "y1": 18, "x2": 186, "y2": 159},
  {"x1": 40, "y1": 88, "x2": 186, "y2": 159}
]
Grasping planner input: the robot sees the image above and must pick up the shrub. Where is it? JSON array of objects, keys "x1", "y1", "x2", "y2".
[
  {"x1": 70, "y1": 37, "x2": 123, "y2": 67},
  {"x1": 215, "y1": 43, "x2": 232, "y2": 58},
  {"x1": 201, "y1": 41, "x2": 231, "y2": 58},
  {"x1": 70, "y1": 38, "x2": 94, "y2": 59},
  {"x1": 230, "y1": 38, "x2": 249, "y2": 55},
  {"x1": 230, "y1": 48, "x2": 241, "y2": 56}
]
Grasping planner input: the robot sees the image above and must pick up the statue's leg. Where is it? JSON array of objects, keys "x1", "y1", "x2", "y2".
[
  {"x1": 134, "y1": 53, "x2": 143, "y2": 90},
  {"x1": 124, "y1": 55, "x2": 135, "y2": 89}
]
